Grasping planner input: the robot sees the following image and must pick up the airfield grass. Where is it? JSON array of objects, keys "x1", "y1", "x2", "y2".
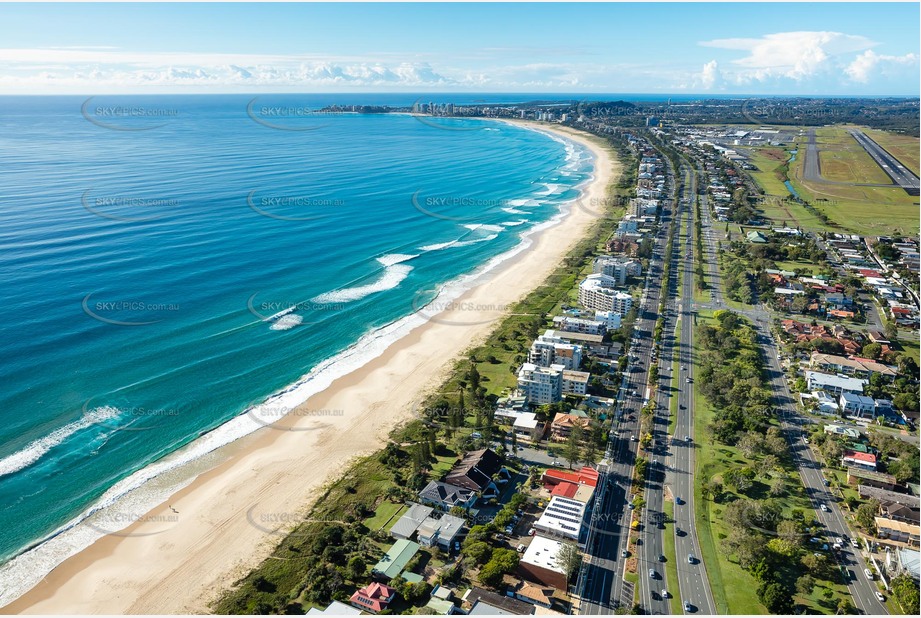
[
  {"x1": 757, "y1": 196, "x2": 827, "y2": 231},
  {"x1": 744, "y1": 147, "x2": 792, "y2": 196},
  {"x1": 864, "y1": 128, "x2": 921, "y2": 177},
  {"x1": 814, "y1": 127, "x2": 894, "y2": 185}
]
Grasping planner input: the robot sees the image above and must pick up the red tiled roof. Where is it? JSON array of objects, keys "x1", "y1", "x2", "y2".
[
  {"x1": 844, "y1": 450, "x2": 877, "y2": 464},
  {"x1": 542, "y1": 466, "x2": 599, "y2": 488},
  {"x1": 350, "y1": 583, "x2": 396, "y2": 613},
  {"x1": 550, "y1": 482, "x2": 579, "y2": 498}
]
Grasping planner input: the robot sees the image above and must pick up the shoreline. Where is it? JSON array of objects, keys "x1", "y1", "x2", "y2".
[{"x1": 4, "y1": 122, "x2": 619, "y2": 614}]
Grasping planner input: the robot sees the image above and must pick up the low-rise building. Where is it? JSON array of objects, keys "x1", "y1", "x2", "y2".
[
  {"x1": 306, "y1": 601, "x2": 362, "y2": 615},
  {"x1": 533, "y1": 496, "x2": 587, "y2": 542},
  {"x1": 810, "y1": 352, "x2": 898, "y2": 380},
  {"x1": 551, "y1": 315, "x2": 606, "y2": 335},
  {"x1": 549, "y1": 413, "x2": 591, "y2": 441},
  {"x1": 463, "y1": 587, "x2": 535, "y2": 615},
  {"x1": 513, "y1": 412, "x2": 545, "y2": 443},
  {"x1": 806, "y1": 371, "x2": 867, "y2": 396},
  {"x1": 445, "y1": 448, "x2": 504, "y2": 492},
  {"x1": 875, "y1": 517, "x2": 920, "y2": 548},
  {"x1": 417, "y1": 514, "x2": 466, "y2": 550},
  {"x1": 517, "y1": 535, "x2": 570, "y2": 590},
  {"x1": 840, "y1": 392, "x2": 877, "y2": 418},
  {"x1": 824, "y1": 424, "x2": 861, "y2": 439}
]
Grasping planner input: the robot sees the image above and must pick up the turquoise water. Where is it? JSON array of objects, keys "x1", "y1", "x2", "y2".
[{"x1": 0, "y1": 95, "x2": 592, "y2": 600}]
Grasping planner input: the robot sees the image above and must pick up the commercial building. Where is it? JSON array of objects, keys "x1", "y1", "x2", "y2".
[
  {"x1": 517, "y1": 535, "x2": 570, "y2": 590},
  {"x1": 806, "y1": 371, "x2": 868, "y2": 396}
]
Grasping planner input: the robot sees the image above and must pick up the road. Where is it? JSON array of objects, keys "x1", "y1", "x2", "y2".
[
  {"x1": 579, "y1": 143, "x2": 680, "y2": 615},
  {"x1": 663, "y1": 162, "x2": 717, "y2": 615},
  {"x1": 688, "y1": 149, "x2": 890, "y2": 615}
]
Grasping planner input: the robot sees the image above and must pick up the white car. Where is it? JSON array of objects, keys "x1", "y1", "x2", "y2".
[{"x1": 820, "y1": 504, "x2": 828, "y2": 512}]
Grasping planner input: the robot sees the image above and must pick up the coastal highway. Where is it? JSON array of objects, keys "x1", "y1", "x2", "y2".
[
  {"x1": 688, "y1": 150, "x2": 889, "y2": 615},
  {"x1": 579, "y1": 144, "x2": 679, "y2": 615},
  {"x1": 664, "y1": 163, "x2": 716, "y2": 615}
]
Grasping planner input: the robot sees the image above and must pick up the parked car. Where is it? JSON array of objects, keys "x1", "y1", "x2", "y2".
[
  {"x1": 876, "y1": 592, "x2": 885, "y2": 602},
  {"x1": 662, "y1": 590, "x2": 669, "y2": 599},
  {"x1": 658, "y1": 554, "x2": 666, "y2": 562},
  {"x1": 865, "y1": 568, "x2": 874, "y2": 580},
  {"x1": 517, "y1": 543, "x2": 526, "y2": 553},
  {"x1": 528, "y1": 528, "x2": 536, "y2": 536},
  {"x1": 622, "y1": 549, "x2": 628, "y2": 558}
]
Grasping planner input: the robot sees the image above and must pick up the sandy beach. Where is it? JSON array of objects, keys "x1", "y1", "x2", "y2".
[{"x1": 5, "y1": 123, "x2": 619, "y2": 615}]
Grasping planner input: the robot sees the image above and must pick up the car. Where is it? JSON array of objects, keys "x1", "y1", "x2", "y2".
[
  {"x1": 823, "y1": 478, "x2": 830, "y2": 486},
  {"x1": 505, "y1": 526, "x2": 514, "y2": 534},
  {"x1": 684, "y1": 600, "x2": 693, "y2": 612},
  {"x1": 648, "y1": 569, "x2": 656, "y2": 579},
  {"x1": 662, "y1": 590, "x2": 670, "y2": 599},
  {"x1": 621, "y1": 549, "x2": 628, "y2": 558},
  {"x1": 471, "y1": 432, "x2": 482, "y2": 439},
  {"x1": 630, "y1": 435, "x2": 637, "y2": 442},
  {"x1": 851, "y1": 539, "x2": 860, "y2": 548},
  {"x1": 658, "y1": 554, "x2": 666, "y2": 562},
  {"x1": 517, "y1": 543, "x2": 526, "y2": 553},
  {"x1": 675, "y1": 497, "x2": 683, "y2": 505},
  {"x1": 686, "y1": 377, "x2": 692, "y2": 383},
  {"x1": 516, "y1": 445, "x2": 524, "y2": 451},
  {"x1": 687, "y1": 554, "x2": 695, "y2": 564},
  {"x1": 681, "y1": 366, "x2": 687, "y2": 371},
  {"x1": 528, "y1": 527, "x2": 536, "y2": 536},
  {"x1": 820, "y1": 504, "x2": 829, "y2": 512},
  {"x1": 454, "y1": 541, "x2": 461, "y2": 552},
  {"x1": 865, "y1": 568, "x2": 874, "y2": 580},
  {"x1": 628, "y1": 502, "x2": 636, "y2": 510},
  {"x1": 685, "y1": 435, "x2": 691, "y2": 442},
  {"x1": 876, "y1": 592, "x2": 885, "y2": 602}
]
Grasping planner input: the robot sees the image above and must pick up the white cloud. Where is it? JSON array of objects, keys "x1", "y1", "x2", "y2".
[
  {"x1": 845, "y1": 49, "x2": 918, "y2": 83},
  {"x1": 700, "y1": 31, "x2": 877, "y2": 83},
  {"x1": 700, "y1": 60, "x2": 721, "y2": 90}
]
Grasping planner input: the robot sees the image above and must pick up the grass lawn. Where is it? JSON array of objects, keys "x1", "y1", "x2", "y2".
[
  {"x1": 771, "y1": 260, "x2": 820, "y2": 276},
  {"x1": 743, "y1": 147, "x2": 792, "y2": 197},
  {"x1": 757, "y1": 196, "x2": 827, "y2": 231},
  {"x1": 897, "y1": 333, "x2": 919, "y2": 365},
  {"x1": 364, "y1": 502, "x2": 406, "y2": 532},
  {"x1": 662, "y1": 501, "x2": 682, "y2": 614}
]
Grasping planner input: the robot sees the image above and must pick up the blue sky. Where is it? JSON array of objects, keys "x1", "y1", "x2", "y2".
[{"x1": 0, "y1": 2, "x2": 918, "y2": 95}]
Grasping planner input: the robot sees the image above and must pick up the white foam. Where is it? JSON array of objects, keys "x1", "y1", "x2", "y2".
[
  {"x1": 502, "y1": 207, "x2": 527, "y2": 215},
  {"x1": 311, "y1": 256, "x2": 414, "y2": 304},
  {"x1": 506, "y1": 198, "x2": 538, "y2": 208},
  {"x1": 534, "y1": 182, "x2": 562, "y2": 196},
  {"x1": 0, "y1": 120, "x2": 597, "y2": 609},
  {"x1": 269, "y1": 314, "x2": 303, "y2": 331},
  {"x1": 501, "y1": 220, "x2": 529, "y2": 227},
  {"x1": 375, "y1": 253, "x2": 417, "y2": 267},
  {"x1": 420, "y1": 233, "x2": 498, "y2": 251},
  {"x1": 462, "y1": 223, "x2": 505, "y2": 233},
  {"x1": 0, "y1": 407, "x2": 121, "y2": 478}
]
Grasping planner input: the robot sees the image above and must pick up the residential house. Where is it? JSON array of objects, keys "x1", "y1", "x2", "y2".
[
  {"x1": 419, "y1": 481, "x2": 477, "y2": 511},
  {"x1": 464, "y1": 587, "x2": 535, "y2": 615},
  {"x1": 824, "y1": 424, "x2": 861, "y2": 439},
  {"x1": 350, "y1": 583, "x2": 397, "y2": 614},
  {"x1": 839, "y1": 392, "x2": 877, "y2": 419},
  {"x1": 371, "y1": 539, "x2": 420, "y2": 581},
  {"x1": 445, "y1": 448, "x2": 504, "y2": 493},
  {"x1": 416, "y1": 514, "x2": 466, "y2": 550},
  {"x1": 306, "y1": 601, "x2": 362, "y2": 616},
  {"x1": 390, "y1": 503, "x2": 434, "y2": 540},
  {"x1": 875, "y1": 517, "x2": 920, "y2": 548},
  {"x1": 842, "y1": 450, "x2": 877, "y2": 471},
  {"x1": 847, "y1": 467, "x2": 898, "y2": 490}
]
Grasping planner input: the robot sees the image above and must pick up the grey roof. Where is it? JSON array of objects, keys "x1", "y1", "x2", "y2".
[
  {"x1": 390, "y1": 502, "x2": 434, "y2": 539},
  {"x1": 419, "y1": 480, "x2": 475, "y2": 508},
  {"x1": 898, "y1": 549, "x2": 920, "y2": 579}
]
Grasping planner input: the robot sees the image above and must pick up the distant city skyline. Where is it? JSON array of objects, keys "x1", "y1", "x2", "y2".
[{"x1": 0, "y1": 2, "x2": 918, "y2": 95}]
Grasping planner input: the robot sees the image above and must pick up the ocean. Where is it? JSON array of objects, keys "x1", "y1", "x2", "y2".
[{"x1": 0, "y1": 94, "x2": 593, "y2": 603}]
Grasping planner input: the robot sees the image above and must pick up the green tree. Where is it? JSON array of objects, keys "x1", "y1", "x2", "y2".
[
  {"x1": 565, "y1": 425, "x2": 584, "y2": 468},
  {"x1": 796, "y1": 574, "x2": 815, "y2": 596},
  {"x1": 557, "y1": 543, "x2": 582, "y2": 582},
  {"x1": 862, "y1": 343, "x2": 883, "y2": 360}
]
